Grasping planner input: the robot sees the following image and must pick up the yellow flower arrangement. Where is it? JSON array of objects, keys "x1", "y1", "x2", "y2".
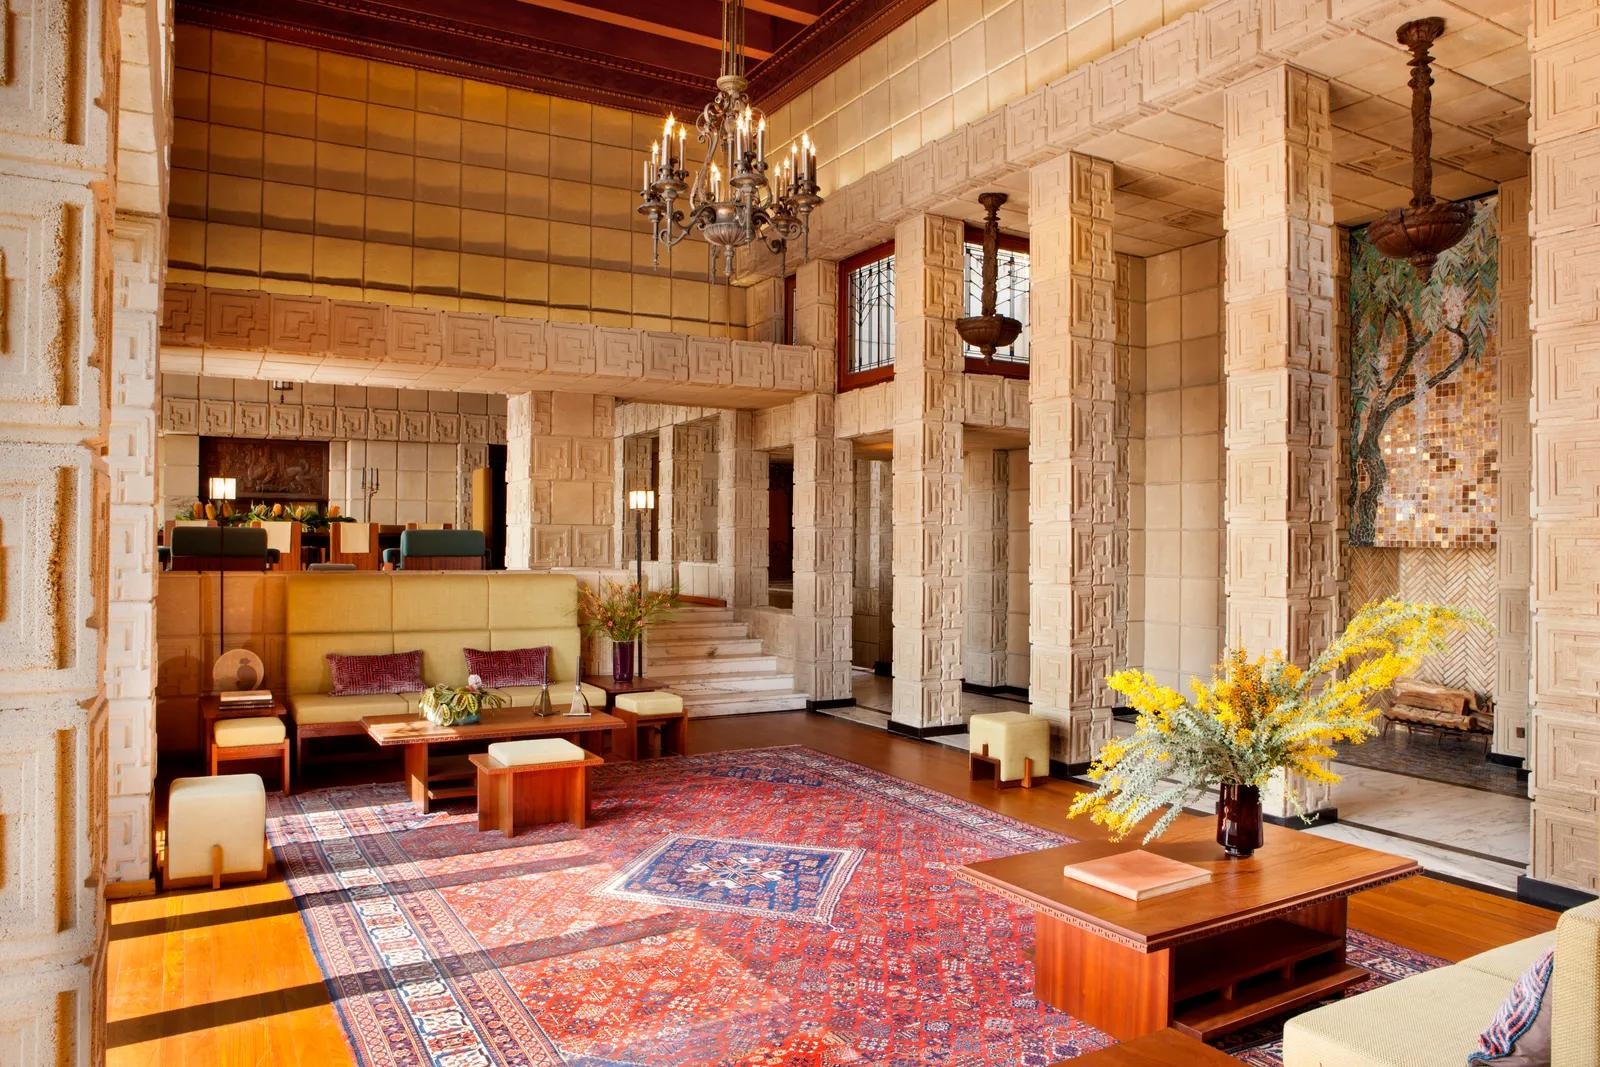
[{"x1": 1069, "y1": 599, "x2": 1480, "y2": 842}]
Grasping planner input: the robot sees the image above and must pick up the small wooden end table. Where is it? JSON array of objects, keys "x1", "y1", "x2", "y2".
[
  {"x1": 957, "y1": 821, "x2": 1418, "y2": 1043},
  {"x1": 201, "y1": 694, "x2": 290, "y2": 794},
  {"x1": 469, "y1": 747, "x2": 604, "y2": 835},
  {"x1": 362, "y1": 709, "x2": 626, "y2": 813}
]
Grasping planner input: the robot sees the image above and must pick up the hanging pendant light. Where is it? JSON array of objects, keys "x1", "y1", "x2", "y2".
[
  {"x1": 1366, "y1": 17, "x2": 1473, "y2": 283},
  {"x1": 956, "y1": 192, "x2": 1023, "y2": 357}
]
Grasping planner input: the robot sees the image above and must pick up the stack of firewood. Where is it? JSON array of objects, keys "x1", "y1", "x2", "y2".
[{"x1": 1385, "y1": 678, "x2": 1491, "y2": 734}]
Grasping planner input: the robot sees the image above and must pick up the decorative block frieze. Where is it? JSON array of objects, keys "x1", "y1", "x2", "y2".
[{"x1": 162, "y1": 285, "x2": 819, "y2": 402}]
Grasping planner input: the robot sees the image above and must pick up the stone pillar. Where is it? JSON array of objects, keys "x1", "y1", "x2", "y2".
[
  {"x1": 1496, "y1": 177, "x2": 1532, "y2": 763},
  {"x1": 107, "y1": 216, "x2": 164, "y2": 889},
  {"x1": 964, "y1": 450, "x2": 1009, "y2": 687},
  {"x1": 1528, "y1": 7, "x2": 1600, "y2": 894},
  {"x1": 746, "y1": 275, "x2": 786, "y2": 343},
  {"x1": 656, "y1": 423, "x2": 677, "y2": 569},
  {"x1": 1027, "y1": 154, "x2": 1118, "y2": 763},
  {"x1": 0, "y1": 1, "x2": 118, "y2": 1058},
  {"x1": 791, "y1": 395, "x2": 854, "y2": 702},
  {"x1": 504, "y1": 391, "x2": 615, "y2": 568},
  {"x1": 670, "y1": 421, "x2": 716, "y2": 564},
  {"x1": 793, "y1": 258, "x2": 839, "y2": 392},
  {"x1": 716, "y1": 410, "x2": 767, "y2": 608},
  {"x1": 1221, "y1": 66, "x2": 1338, "y2": 666},
  {"x1": 890, "y1": 215, "x2": 966, "y2": 731}
]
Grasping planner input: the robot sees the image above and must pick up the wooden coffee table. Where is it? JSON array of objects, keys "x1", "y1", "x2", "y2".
[
  {"x1": 957, "y1": 820, "x2": 1418, "y2": 1043},
  {"x1": 362, "y1": 709, "x2": 626, "y2": 813}
]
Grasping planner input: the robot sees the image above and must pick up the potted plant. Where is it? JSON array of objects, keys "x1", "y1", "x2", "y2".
[
  {"x1": 1069, "y1": 599, "x2": 1478, "y2": 857},
  {"x1": 418, "y1": 674, "x2": 506, "y2": 727},
  {"x1": 578, "y1": 579, "x2": 677, "y2": 682}
]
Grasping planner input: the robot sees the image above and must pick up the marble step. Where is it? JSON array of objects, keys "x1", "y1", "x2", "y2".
[
  {"x1": 665, "y1": 608, "x2": 738, "y2": 623},
  {"x1": 646, "y1": 637, "x2": 765, "y2": 659},
  {"x1": 643, "y1": 653, "x2": 781, "y2": 679},
  {"x1": 646, "y1": 672, "x2": 801, "y2": 694},
  {"x1": 684, "y1": 691, "x2": 810, "y2": 717},
  {"x1": 650, "y1": 621, "x2": 753, "y2": 641}
]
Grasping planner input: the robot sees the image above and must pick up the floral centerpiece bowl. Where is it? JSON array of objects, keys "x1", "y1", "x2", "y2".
[
  {"x1": 1069, "y1": 600, "x2": 1477, "y2": 858},
  {"x1": 578, "y1": 579, "x2": 677, "y2": 682},
  {"x1": 419, "y1": 674, "x2": 506, "y2": 727}
]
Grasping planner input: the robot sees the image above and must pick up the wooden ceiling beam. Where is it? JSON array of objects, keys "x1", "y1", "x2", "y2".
[
  {"x1": 512, "y1": 0, "x2": 778, "y2": 60},
  {"x1": 746, "y1": 0, "x2": 823, "y2": 23}
]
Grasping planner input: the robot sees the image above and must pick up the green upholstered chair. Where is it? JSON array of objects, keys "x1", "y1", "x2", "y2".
[
  {"x1": 386, "y1": 528, "x2": 486, "y2": 570},
  {"x1": 168, "y1": 525, "x2": 278, "y2": 571}
]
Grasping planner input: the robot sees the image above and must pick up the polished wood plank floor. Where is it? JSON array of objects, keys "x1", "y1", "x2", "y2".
[{"x1": 108, "y1": 711, "x2": 1558, "y2": 1065}]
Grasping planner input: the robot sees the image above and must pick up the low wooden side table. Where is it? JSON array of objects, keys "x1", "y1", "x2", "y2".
[
  {"x1": 201, "y1": 694, "x2": 290, "y2": 794},
  {"x1": 1052, "y1": 1029, "x2": 1240, "y2": 1066}
]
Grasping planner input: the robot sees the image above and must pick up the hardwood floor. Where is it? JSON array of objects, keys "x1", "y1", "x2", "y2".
[{"x1": 107, "y1": 710, "x2": 1558, "y2": 1065}]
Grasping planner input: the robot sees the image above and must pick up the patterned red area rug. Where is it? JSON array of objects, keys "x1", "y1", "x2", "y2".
[{"x1": 268, "y1": 746, "x2": 1442, "y2": 1066}]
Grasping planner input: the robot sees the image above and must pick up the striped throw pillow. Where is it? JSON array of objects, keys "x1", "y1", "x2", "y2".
[{"x1": 1470, "y1": 948, "x2": 1555, "y2": 1067}]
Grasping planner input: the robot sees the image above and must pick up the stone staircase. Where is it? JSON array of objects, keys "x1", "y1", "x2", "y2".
[{"x1": 640, "y1": 607, "x2": 809, "y2": 716}]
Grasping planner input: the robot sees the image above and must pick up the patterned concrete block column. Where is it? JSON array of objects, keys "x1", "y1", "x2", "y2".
[
  {"x1": 1221, "y1": 67, "x2": 1338, "y2": 665},
  {"x1": 1528, "y1": 7, "x2": 1600, "y2": 894},
  {"x1": 504, "y1": 392, "x2": 615, "y2": 568},
  {"x1": 0, "y1": 0, "x2": 118, "y2": 1057},
  {"x1": 1027, "y1": 154, "x2": 1118, "y2": 763},
  {"x1": 852, "y1": 459, "x2": 893, "y2": 670},
  {"x1": 716, "y1": 410, "x2": 768, "y2": 609},
  {"x1": 791, "y1": 394, "x2": 854, "y2": 702},
  {"x1": 793, "y1": 258, "x2": 839, "y2": 392},
  {"x1": 656, "y1": 421, "x2": 678, "y2": 569},
  {"x1": 1222, "y1": 67, "x2": 1338, "y2": 817},
  {"x1": 964, "y1": 450, "x2": 1009, "y2": 687},
  {"x1": 1497, "y1": 177, "x2": 1532, "y2": 762},
  {"x1": 107, "y1": 215, "x2": 165, "y2": 888},
  {"x1": 670, "y1": 421, "x2": 718, "y2": 565},
  {"x1": 890, "y1": 215, "x2": 966, "y2": 731}
]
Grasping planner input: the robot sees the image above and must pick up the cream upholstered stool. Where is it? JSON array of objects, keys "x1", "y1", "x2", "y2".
[
  {"x1": 468, "y1": 738, "x2": 604, "y2": 835},
  {"x1": 211, "y1": 716, "x2": 291, "y2": 794},
  {"x1": 165, "y1": 774, "x2": 271, "y2": 889},
  {"x1": 612, "y1": 691, "x2": 688, "y2": 760},
  {"x1": 968, "y1": 711, "x2": 1050, "y2": 788}
]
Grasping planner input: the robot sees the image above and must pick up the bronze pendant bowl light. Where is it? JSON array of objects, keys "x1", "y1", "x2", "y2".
[
  {"x1": 956, "y1": 192, "x2": 1023, "y2": 356},
  {"x1": 1366, "y1": 17, "x2": 1473, "y2": 282}
]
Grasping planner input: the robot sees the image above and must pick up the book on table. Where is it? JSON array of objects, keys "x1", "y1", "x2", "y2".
[
  {"x1": 1063, "y1": 849, "x2": 1212, "y2": 900},
  {"x1": 218, "y1": 689, "x2": 274, "y2": 708}
]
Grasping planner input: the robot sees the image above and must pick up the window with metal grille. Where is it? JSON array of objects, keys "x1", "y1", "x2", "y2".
[
  {"x1": 838, "y1": 243, "x2": 895, "y2": 389},
  {"x1": 962, "y1": 232, "x2": 1030, "y2": 368}
]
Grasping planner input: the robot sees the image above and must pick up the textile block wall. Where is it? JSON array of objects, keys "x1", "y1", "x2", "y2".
[
  {"x1": 1139, "y1": 241, "x2": 1223, "y2": 688},
  {"x1": 168, "y1": 28, "x2": 747, "y2": 334},
  {"x1": 0, "y1": 0, "x2": 118, "y2": 1054},
  {"x1": 159, "y1": 375, "x2": 507, "y2": 526},
  {"x1": 505, "y1": 392, "x2": 616, "y2": 568}
]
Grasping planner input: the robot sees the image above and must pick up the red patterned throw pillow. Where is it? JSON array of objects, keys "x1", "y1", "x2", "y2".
[
  {"x1": 463, "y1": 646, "x2": 550, "y2": 687},
  {"x1": 327, "y1": 650, "x2": 425, "y2": 696}
]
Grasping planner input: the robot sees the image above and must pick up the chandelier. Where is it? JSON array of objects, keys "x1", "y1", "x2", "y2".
[{"x1": 637, "y1": 0, "x2": 823, "y2": 278}]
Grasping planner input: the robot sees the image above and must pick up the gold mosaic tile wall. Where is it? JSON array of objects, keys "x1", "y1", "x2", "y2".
[
  {"x1": 1348, "y1": 196, "x2": 1499, "y2": 548},
  {"x1": 167, "y1": 29, "x2": 747, "y2": 337}
]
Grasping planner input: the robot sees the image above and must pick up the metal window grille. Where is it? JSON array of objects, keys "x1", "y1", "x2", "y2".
[
  {"x1": 845, "y1": 253, "x2": 895, "y2": 374},
  {"x1": 962, "y1": 241, "x2": 1030, "y2": 363}
]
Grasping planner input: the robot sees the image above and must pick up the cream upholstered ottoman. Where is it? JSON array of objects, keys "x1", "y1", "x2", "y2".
[
  {"x1": 613, "y1": 691, "x2": 688, "y2": 760},
  {"x1": 469, "y1": 738, "x2": 603, "y2": 835},
  {"x1": 165, "y1": 774, "x2": 270, "y2": 889},
  {"x1": 968, "y1": 711, "x2": 1050, "y2": 788},
  {"x1": 211, "y1": 716, "x2": 291, "y2": 794}
]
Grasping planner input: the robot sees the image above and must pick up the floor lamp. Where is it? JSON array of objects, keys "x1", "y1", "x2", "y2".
[
  {"x1": 627, "y1": 489, "x2": 655, "y2": 679},
  {"x1": 207, "y1": 476, "x2": 237, "y2": 667}
]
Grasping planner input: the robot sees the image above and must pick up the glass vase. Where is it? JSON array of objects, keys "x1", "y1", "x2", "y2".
[
  {"x1": 612, "y1": 640, "x2": 635, "y2": 683},
  {"x1": 1216, "y1": 783, "x2": 1264, "y2": 859}
]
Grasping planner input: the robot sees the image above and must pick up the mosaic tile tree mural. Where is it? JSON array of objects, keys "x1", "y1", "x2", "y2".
[{"x1": 1348, "y1": 196, "x2": 1498, "y2": 548}]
